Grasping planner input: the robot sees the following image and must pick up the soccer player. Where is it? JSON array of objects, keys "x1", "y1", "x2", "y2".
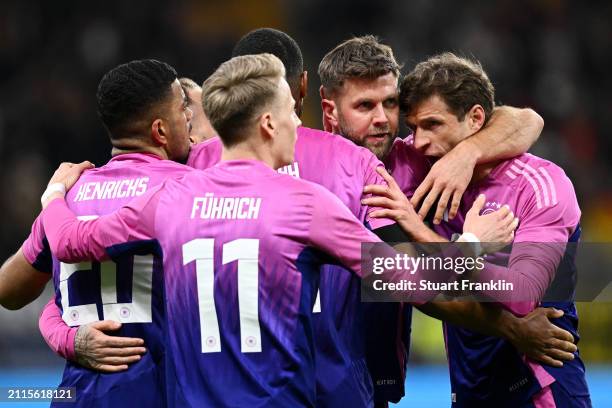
[
  {"x1": 368, "y1": 52, "x2": 591, "y2": 407},
  {"x1": 317, "y1": 34, "x2": 547, "y2": 406},
  {"x1": 3, "y1": 59, "x2": 194, "y2": 407},
  {"x1": 179, "y1": 77, "x2": 217, "y2": 143}
]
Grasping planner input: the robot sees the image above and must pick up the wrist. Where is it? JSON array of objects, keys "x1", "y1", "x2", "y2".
[
  {"x1": 457, "y1": 137, "x2": 482, "y2": 165},
  {"x1": 41, "y1": 183, "x2": 66, "y2": 207},
  {"x1": 401, "y1": 218, "x2": 432, "y2": 242},
  {"x1": 456, "y1": 232, "x2": 483, "y2": 257},
  {"x1": 498, "y1": 311, "x2": 519, "y2": 342}
]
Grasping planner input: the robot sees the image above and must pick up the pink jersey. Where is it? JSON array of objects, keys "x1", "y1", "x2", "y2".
[
  {"x1": 187, "y1": 126, "x2": 393, "y2": 229},
  {"x1": 22, "y1": 153, "x2": 193, "y2": 407},
  {"x1": 188, "y1": 127, "x2": 399, "y2": 404},
  {"x1": 22, "y1": 153, "x2": 192, "y2": 268},
  {"x1": 39, "y1": 159, "x2": 435, "y2": 407},
  {"x1": 432, "y1": 153, "x2": 587, "y2": 406},
  {"x1": 433, "y1": 153, "x2": 580, "y2": 313},
  {"x1": 383, "y1": 135, "x2": 430, "y2": 198}
]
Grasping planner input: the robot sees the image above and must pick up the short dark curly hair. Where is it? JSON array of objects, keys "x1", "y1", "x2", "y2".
[
  {"x1": 232, "y1": 28, "x2": 303, "y2": 92},
  {"x1": 400, "y1": 53, "x2": 495, "y2": 123},
  {"x1": 96, "y1": 59, "x2": 178, "y2": 139}
]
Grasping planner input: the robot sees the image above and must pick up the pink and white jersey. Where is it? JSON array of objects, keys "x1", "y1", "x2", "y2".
[
  {"x1": 22, "y1": 153, "x2": 193, "y2": 408},
  {"x1": 188, "y1": 127, "x2": 397, "y2": 405},
  {"x1": 432, "y1": 153, "x2": 588, "y2": 407},
  {"x1": 188, "y1": 126, "x2": 392, "y2": 229},
  {"x1": 434, "y1": 153, "x2": 581, "y2": 311},
  {"x1": 40, "y1": 159, "x2": 389, "y2": 407}
]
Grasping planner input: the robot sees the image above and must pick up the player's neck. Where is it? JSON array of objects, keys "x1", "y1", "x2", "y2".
[
  {"x1": 220, "y1": 143, "x2": 277, "y2": 170},
  {"x1": 111, "y1": 145, "x2": 165, "y2": 159},
  {"x1": 472, "y1": 160, "x2": 503, "y2": 183}
]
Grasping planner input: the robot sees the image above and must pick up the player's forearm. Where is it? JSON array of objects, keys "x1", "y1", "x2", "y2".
[
  {"x1": 402, "y1": 221, "x2": 448, "y2": 243},
  {"x1": 374, "y1": 219, "x2": 447, "y2": 244},
  {"x1": 471, "y1": 243, "x2": 562, "y2": 315},
  {"x1": 417, "y1": 300, "x2": 519, "y2": 339},
  {"x1": 39, "y1": 296, "x2": 77, "y2": 361},
  {"x1": 458, "y1": 106, "x2": 543, "y2": 164},
  {"x1": 41, "y1": 198, "x2": 109, "y2": 262},
  {"x1": 0, "y1": 250, "x2": 50, "y2": 310}
]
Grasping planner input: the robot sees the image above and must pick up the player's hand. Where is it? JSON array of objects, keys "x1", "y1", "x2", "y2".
[
  {"x1": 48, "y1": 161, "x2": 94, "y2": 191},
  {"x1": 362, "y1": 167, "x2": 425, "y2": 236},
  {"x1": 74, "y1": 320, "x2": 146, "y2": 373},
  {"x1": 508, "y1": 307, "x2": 577, "y2": 367},
  {"x1": 411, "y1": 145, "x2": 475, "y2": 224},
  {"x1": 463, "y1": 194, "x2": 518, "y2": 253}
]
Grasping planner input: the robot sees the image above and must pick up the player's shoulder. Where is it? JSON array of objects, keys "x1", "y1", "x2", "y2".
[
  {"x1": 500, "y1": 153, "x2": 576, "y2": 210},
  {"x1": 187, "y1": 137, "x2": 223, "y2": 168},
  {"x1": 270, "y1": 167, "x2": 344, "y2": 203},
  {"x1": 298, "y1": 126, "x2": 377, "y2": 161},
  {"x1": 501, "y1": 153, "x2": 572, "y2": 188}
]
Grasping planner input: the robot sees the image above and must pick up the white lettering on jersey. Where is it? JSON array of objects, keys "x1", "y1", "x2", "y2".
[
  {"x1": 191, "y1": 193, "x2": 262, "y2": 220},
  {"x1": 73, "y1": 177, "x2": 150, "y2": 202},
  {"x1": 277, "y1": 162, "x2": 300, "y2": 178}
]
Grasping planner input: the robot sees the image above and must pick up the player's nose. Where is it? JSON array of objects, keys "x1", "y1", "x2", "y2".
[
  {"x1": 413, "y1": 132, "x2": 429, "y2": 152},
  {"x1": 372, "y1": 104, "x2": 388, "y2": 126}
]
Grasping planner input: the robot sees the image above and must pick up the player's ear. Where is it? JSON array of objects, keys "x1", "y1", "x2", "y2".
[
  {"x1": 259, "y1": 111, "x2": 275, "y2": 141},
  {"x1": 300, "y1": 71, "x2": 308, "y2": 100},
  {"x1": 467, "y1": 104, "x2": 486, "y2": 134},
  {"x1": 151, "y1": 118, "x2": 168, "y2": 146},
  {"x1": 320, "y1": 86, "x2": 338, "y2": 133}
]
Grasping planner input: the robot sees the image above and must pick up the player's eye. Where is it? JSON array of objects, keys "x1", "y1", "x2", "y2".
[
  {"x1": 423, "y1": 120, "x2": 441, "y2": 130},
  {"x1": 358, "y1": 101, "x2": 373, "y2": 110},
  {"x1": 383, "y1": 98, "x2": 398, "y2": 109}
]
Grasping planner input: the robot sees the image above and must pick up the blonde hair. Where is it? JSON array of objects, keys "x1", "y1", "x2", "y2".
[{"x1": 202, "y1": 53, "x2": 285, "y2": 147}]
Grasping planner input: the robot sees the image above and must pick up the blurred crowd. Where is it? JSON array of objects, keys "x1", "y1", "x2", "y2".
[{"x1": 0, "y1": 0, "x2": 610, "y2": 364}]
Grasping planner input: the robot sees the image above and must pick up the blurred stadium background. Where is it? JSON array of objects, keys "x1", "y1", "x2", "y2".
[{"x1": 0, "y1": 0, "x2": 610, "y2": 406}]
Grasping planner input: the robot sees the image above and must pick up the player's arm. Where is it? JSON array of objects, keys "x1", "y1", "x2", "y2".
[
  {"x1": 0, "y1": 214, "x2": 53, "y2": 310},
  {"x1": 411, "y1": 106, "x2": 544, "y2": 223},
  {"x1": 308, "y1": 186, "x2": 504, "y2": 303},
  {"x1": 363, "y1": 167, "x2": 518, "y2": 247},
  {"x1": 0, "y1": 248, "x2": 50, "y2": 310},
  {"x1": 468, "y1": 172, "x2": 578, "y2": 315},
  {"x1": 417, "y1": 301, "x2": 576, "y2": 367},
  {"x1": 40, "y1": 161, "x2": 160, "y2": 263},
  {"x1": 362, "y1": 159, "x2": 447, "y2": 243},
  {"x1": 39, "y1": 296, "x2": 146, "y2": 372}
]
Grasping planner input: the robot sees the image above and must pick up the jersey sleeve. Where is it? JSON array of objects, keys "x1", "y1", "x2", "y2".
[
  {"x1": 475, "y1": 167, "x2": 580, "y2": 316},
  {"x1": 514, "y1": 166, "x2": 580, "y2": 243},
  {"x1": 21, "y1": 215, "x2": 52, "y2": 273},
  {"x1": 362, "y1": 152, "x2": 395, "y2": 230},
  {"x1": 307, "y1": 185, "x2": 381, "y2": 277},
  {"x1": 39, "y1": 295, "x2": 77, "y2": 361},
  {"x1": 307, "y1": 185, "x2": 442, "y2": 306},
  {"x1": 41, "y1": 185, "x2": 163, "y2": 263}
]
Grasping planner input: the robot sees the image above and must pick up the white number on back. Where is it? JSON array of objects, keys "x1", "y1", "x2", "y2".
[
  {"x1": 182, "y1": 238, "x2": 261, "y2": 353},
  {"x1": 59, "y1": 215, "x2": 153, "y2": 326}
]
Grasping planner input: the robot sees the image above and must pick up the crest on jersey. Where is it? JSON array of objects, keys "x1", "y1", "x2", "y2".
[{"x1": 481, "y1": 201, "x2": 507, "y2": 215}]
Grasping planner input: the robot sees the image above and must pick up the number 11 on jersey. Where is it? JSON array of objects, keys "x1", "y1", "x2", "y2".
[{"x1": 183, "y1": 238, "x2": 262, "y2": 354}]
